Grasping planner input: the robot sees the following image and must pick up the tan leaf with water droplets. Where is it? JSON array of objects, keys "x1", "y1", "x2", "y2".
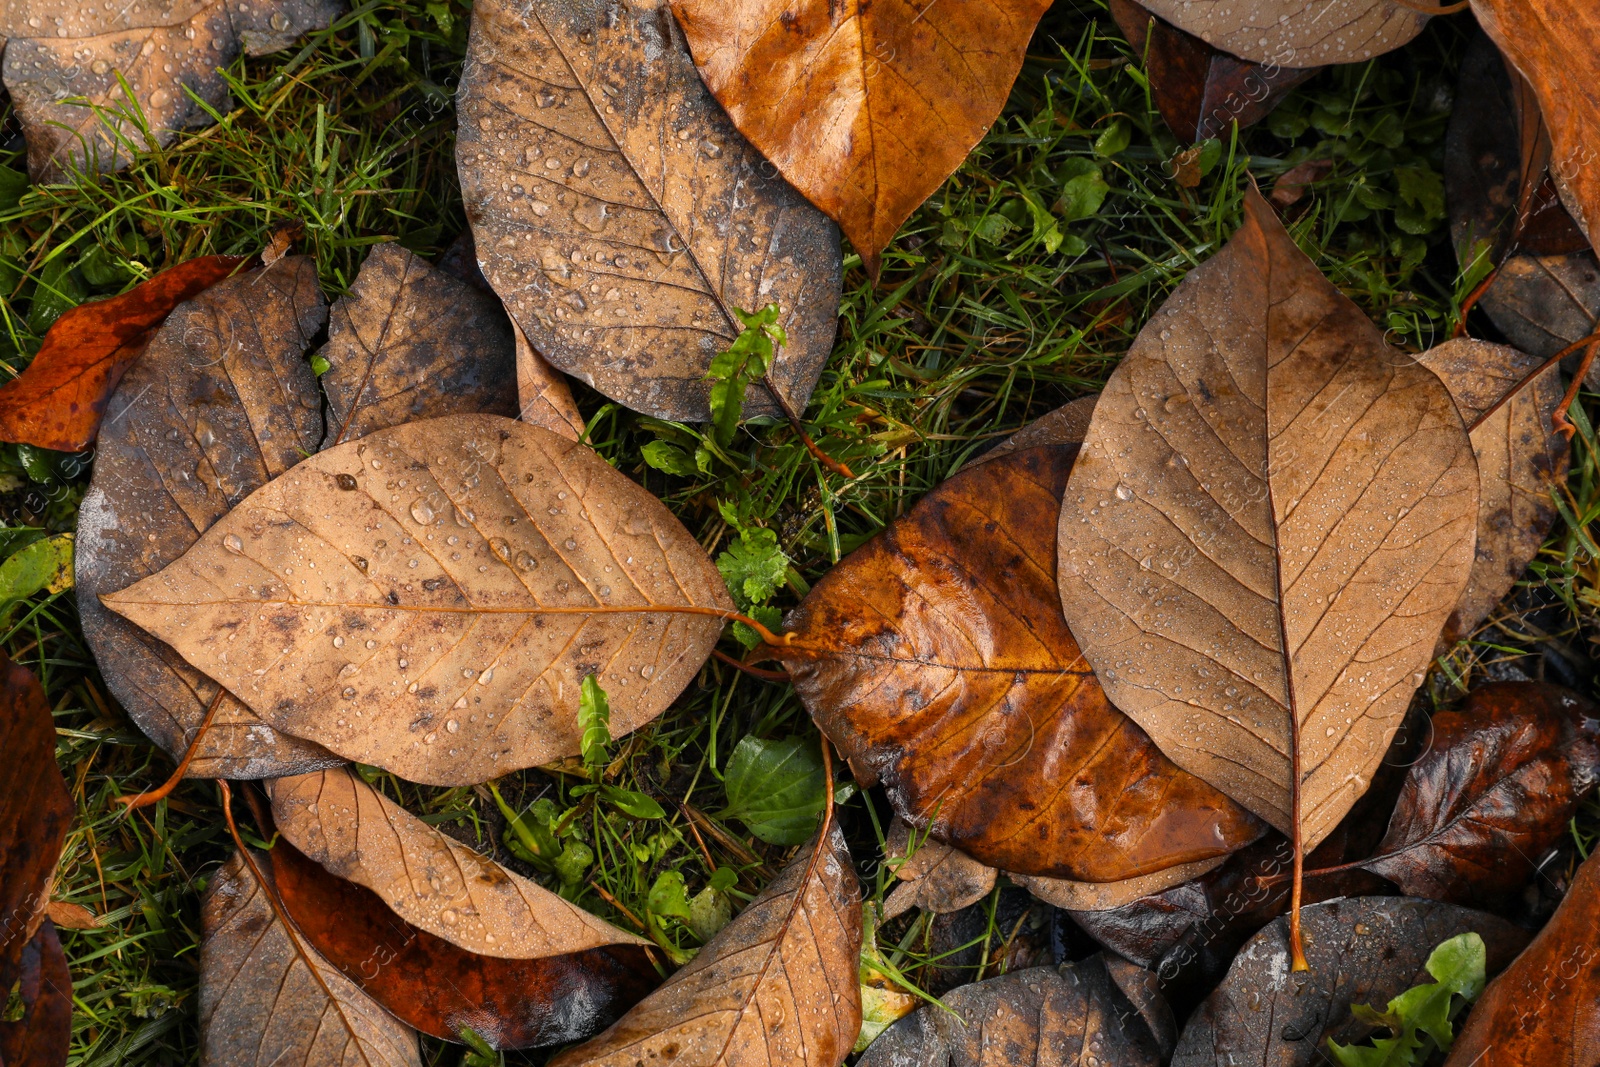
[
  {"x1": 201, "y1": 850, "x2": 420, "y2": 1067},
  {"x1": 1, "y1": 1, "x2": 342, "y2": 181},
  {"x1": 456, "y1": 0, "x2": 841, "y2": 423},
  {"x1": 1135, "y1": 0, "x2": 1429, "y2": 67},
  {"x1": 101, "y1": 413, "x2": 732, "y2": 786},
  {"x1": 548, "y1": 824, "x2": 861, "y2": 1067},
  {"x1": 1056, "y1": 189, "x2": 1478, "y2": 851},
  {"x1": 270, "y1": 766, "x2": 647, "y2": 957}
]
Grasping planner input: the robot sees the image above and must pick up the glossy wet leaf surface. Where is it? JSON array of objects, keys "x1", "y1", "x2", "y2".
[{"x1": 1134, "y1": 0, "x2": 1428, "y2": 67}]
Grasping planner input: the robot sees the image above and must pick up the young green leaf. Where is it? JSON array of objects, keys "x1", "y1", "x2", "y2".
[
  {"x1": 1327, "y1": 932, "x2": 1487, "y2": 1067},
  {"x1": 579, "y1": 675, "x2": 612, "y2": 773},
  {"x1": 720, "y1": 736, "x2": 828, "y2": 846},
  {"x1": 0, "y1": 532, "x2": 73, "y2": 601},
  {"x1": 640, "y1": 440, "x2": 698, "y2": 477},
  {"x1": 716, "y1": 527, "x2": 789, "y2": 605},
  {"x1": 705, "y1": 304, "x2": 784, "y2": 449}
]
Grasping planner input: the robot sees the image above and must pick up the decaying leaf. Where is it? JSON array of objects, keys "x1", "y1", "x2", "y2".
[
  {"x1": 1009, "y1": 857, "x2": 1230, "y2": 912},
  {"x1": 1171, "y1": 897, "x2": 1530, "y2": 1067},
  {"x1": 1, "y1": 2, "x2": 342, "y2": 182},
  {"x1": 669, "y1": 0, "x2": 1049, "y2": 276},
  {"x1": 960, "y1": 394, "x2": 1098, "y2": 471},
  {"x1": 455, "y1": 0, "x2": 842, "y2": 423},
  {"x1": 882, "y1": 819, "x2": 996, "y2": 919},
  {"x1": 781, "y1": 444, "x2": 1265, "y2": 880},
  {"x1": 44, "y1": 901, "x2": 101, "y2": 931},
  {"x1": 548, "y1": 824, "x2": 862, "y2": 1067},
  {"x1": 1417, "y1": 339, "x2": 1567, "y2": 643},
  {"x1": 0, "y1": 653, "x2": 74, "y2": 972},
  {"x1": 320, "y1": 242, "x2": 518, "y2": 449},
  {"x1": 0, "y1": 254, "x2": 244, "y2": 452},
  {"x1": 1108, "y1": 0, "x2": 1317, "y2": 144},
  {"x1": 1359, "y1": 683, "x2": 1600, "y2": 908},
  {"x1": 1056, "y1": 189, "x2": 1478, "y2": 851},
  {"x1": 102, "y1": 414, "x2": 733, "y2": 785},
  {"x1": 858, "y1": 955, "x2": 1167, "y2": 1067},
  {"x1": 0, "y1": 921, "x2": 71, "y2": 1067},
  {"x1": 270, "y1": 767, "x2": 647, "y2": 957},
  {"x1": 1442, "y1": 849, "x2": 1600, "y2": 1066},
  {"x1": 1134, "y1": 0, "x2": 1429, "y2": 67},
  {"x1": 75, "y1": 257, "x2": 341, "y2": 778},
  {"x1": 271, "y1": 836, "x2": 658, "y2": 1049},
  {"x1": 512, "y1": 320, "x2": 584, "y2": 442},
  {"x1": 1469, "y1": 0, "x2": 1600, "y2": 257},
  {"x1": 201, "y1": 850, "x2": 421, "y2": 1067}
]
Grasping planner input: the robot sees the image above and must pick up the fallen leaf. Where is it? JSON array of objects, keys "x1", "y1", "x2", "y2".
[
  {"x1": 43, "y1": 901, "x2": 99, "y2": 930},
  {"x1": 1357, "y1": 682, "x2": 1600, "y2": 908},
  {"x1": 781, "y1": 442, "x2": 1265, "y2": 880},
  {"x1": 1134, "y1": 0, "x2": 1430, "y2": 67},
  {"x1": 201, "y1": 849, "x2": 421, "y2": 1067},
  {"x1": 1469, "y1": 0, "x2": 1600, "y2": 257},
  {"x1": 0, "y1": 653, "x2": 73, "y2": 973},
  {"x1": 1055, "y1": 189, "x2": 1479, "y2": 852},
  {"x1": 669, "y1": 0, "x2": 1050, "y2": 276},
  {"x1": 960, "y1": 393, "x2": 1098, "y2": 471},
  {"x1": 1108, "y1": 0, "x2": 1318, "y2": 144},
  {"x1": 512, "y1": 320, "x2": 585, "y2": 442},
  {"x1": 1442, "y1": 849, "x2": 1600, "y2": 1066},
  {"x1": 1271, "y1": 159, "x2": 1335, "y2": 209},
  {"x1": 270, "y1": 833, "x2": 658, "y2": 1049},
  {"x1": 456, "y1": 0, "x2": 842, "y2": 422},
  {"x1": 101, "y1": 414, "x2": 733, "y2": 786},
  {"x1": 859, "y1": 954, "x2": 1167, "y2": 1067},
  {"x1": 74, "y1": 257, "x2": 342, "y2": 779},
  {"x1": 1009, "y1": 857, "x2": 1231, "y2": 911},
  {"x1": 270, "y1": 766, "x2": 648, "y2": 957},
  {"x1": 1416, "y1": 340, "x2": 1568, "y2": 643},
  {"x1": 0, "y1": 921, "x2": 71, "y2": 1067},
  {"x1": 1, "y1": 2, "x2": 342, "y2": 181},
  {"x1": 0, "y1": 254, "x2": 244, "y2": 452},
  {"x1": 319, "y1": 242, "x2": 518, "y2": 449},
  {"x1": 547, "y1": 824, "x2": 862, "y2": 1067},
  {"x1": 1171, "y1": 897, "x2": 1530, "y2": 1066},
  {"x1": 882, "y1": 819, "x2": 996, "y2": 919},
  {"x1": 0, "y1": 532, "x2": 74, "y2": 601}
]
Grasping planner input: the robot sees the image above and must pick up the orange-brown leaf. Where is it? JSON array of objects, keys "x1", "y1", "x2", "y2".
[
  {"x1": 0, "y1": 255, "x2": 245, "y2": 452},
  {"x1": 0, "y1": 653, "x2": 73, "y2": 973}
]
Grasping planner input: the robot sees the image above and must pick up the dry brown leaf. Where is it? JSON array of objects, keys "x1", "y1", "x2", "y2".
[
  {"x1": 511, "y1": 319, "x2": 585, "y2": 442},
  {"x1": 455, "y1": 0, "x2": 841, "y2": 423},
  {"x1": 1135, "y1": 0, "x2": 1429, "y2": 67},
  {"x1": 43, "y1": 901, "x2": 100, "y2": 931},
  {"x1": 1470, "y1": 0, "x2": 1600, "y2": 257},
  {"x1": 320, "y1": 243, "x2": 518, "y2": 449},
  {"x1": 270, "y1": 767, "x2": 647, "y2": 958},
  {"x1": 669, "y1": 0, "x2": 1050, "y2": 277},
  {"x1": 0, "y1": 920, "x2": 71, "y2": 1067},
  {"x1": 1056, "y1": 189, "x2": 1478, "y2": 854},
  {"x1": 548, "y1": 824, "x2": 861, "y2": 1067},
  {"x1": 1416, "y1": 339, "x2": 1567, "y2": 643},
  {"x1": 1010, "y1": 857, "x2": 1228, "y2": 913},
  {"x1": 101, "y1": 413, "x2": 733, "y2": 786},
  {"x1": 74, "y1": 257, "x2": 340, "y2": 779},
  {"x1": 1, "y1": 1, "x2": 341, "y2": 181},
  {"x1": 782, "y1": 443, "x2": 1265, "y2": 880},
  {"x1": 882, "y1": 820, "x2": 996, "y2": 919},
  {"x1": 201, "y1": 850, "x2": 420, "y2": 1067},
  {"x1": 960, "y1": 394, "x2": 1098, "y2": 471}
]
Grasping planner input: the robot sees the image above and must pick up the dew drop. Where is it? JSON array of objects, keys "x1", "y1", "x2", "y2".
[
  {"x1": 410, "y1": 499, "x2": 435, "y2": 524},
  {"x1": 223, "y1": 534, "x2": 244, "y2": 554}
]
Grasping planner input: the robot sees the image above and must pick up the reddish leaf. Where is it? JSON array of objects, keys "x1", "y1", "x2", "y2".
[
  {"x1": 0, "y1": 921, "x2": 71, "y2": 1067},
  {"x1": 270, "y1": 839, "x2": 658, "y2": 1049},
  {"x1": 1443, "y1": 849, "x2": 1600, "y2": 1066},
  {"x1": 0, "y1": 255, "x2": 246, "y2": 452},
  {"x1": 0, "y1": 653, "x2": 72, "y2": 973},
  {"x1": 1360, "y1": 682, "x2": 1600, "y2": 908}
]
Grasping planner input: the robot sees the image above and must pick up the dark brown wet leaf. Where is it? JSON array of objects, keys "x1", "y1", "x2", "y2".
[
  {"x1": 269, "y1": 767, "x2": 647, "y2": 957},
  {"x1": 201, "y1": 850, "x2": 420, "y2": 1067},
  {"x1": 320, "y1": 242, "x2": 518, "y2": 449},
  {"x1": 1170, "y1": 897, "x2": 1529, "y2": 1066},
  {"x1": 74, "y1": 257, "x2": 340, "y2": 779},
  {"x1": 101, "y1": 414, "x2": 732, "y2": 786},
  {"x1": 779, "y1": 444, "x2": 1265, "y2": 881},
  {"x1": 1417, "y1": 339, "x2": 1568, "y2": 643},
  {"x1": 668, "y1": 0, "x2": 1050, "y2": 277},
  {"x1": 1360, "y1": 682, "x2": 1600, "y2": 908},
  {"x1": 0, "y1": 254, "x2": 245, "y2": 452},
  {"x1": 456, "y1": 0, "x2": 841, "y2": 423},
  {"x1": 858, "y1": 955, "x2": 1166, "y2": 1067},
  {"x1": 1, "y1": 1, "x2": 342, "y2": 181},
  {"x1": 882, "y1": 819, "x2": 996, "y2": 919},
  {"x1": 271, "y1": 836, "x2": 658, "y2": 1049},
  {"x1": 0, "y1": 652, "x2": 76, "y2": 976},
  {"x1": 0, "y1": 921, "x2": 70, "y2": 1067},
  {"x1": 1108, "y1": 0, "x2": 1317, "y2": 144},
  {"x1": 1443, "y1": 848, "x2": 1600, "y2": 1067},
  {"x1": 1056, "y1": 189, "x2": 1478, "y2": 851},
  {"x1": 547, "y1": 825, "x2": 861, "y2": 1067},
  {"x1": 512, "y1": 319, "x2": 585, "y2": 442}
]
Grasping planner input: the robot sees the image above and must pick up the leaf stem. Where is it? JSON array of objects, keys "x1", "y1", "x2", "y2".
[
  {"x1": 113, "y1": 687, "x2": 227, "y2": 810},
  {"x1": 765, "y1": 375, "x2": 858, "y2": 479},
  {"x1": 1463, "y1": 330, "x2": 1600, "y2": 436}
]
